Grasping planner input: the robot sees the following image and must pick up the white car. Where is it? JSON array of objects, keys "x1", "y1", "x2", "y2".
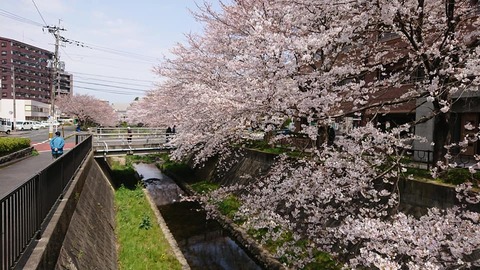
[
  {"x1": 38, "y1": 121, "x2": 47, "y2": 128},
  {"x1": 15, "y1": 121, "x2": 34, "y2": 130},
  {"x1": 32, "y1": 121, "x2": 41, "y2": 130},
  {"x1": 41, "y1": 120, "x2": 60, "y2": 127}
]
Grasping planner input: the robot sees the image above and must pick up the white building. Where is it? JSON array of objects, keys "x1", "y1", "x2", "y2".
[{"x1": 0, "y1": 98, "x2": 49, "y2": 122}]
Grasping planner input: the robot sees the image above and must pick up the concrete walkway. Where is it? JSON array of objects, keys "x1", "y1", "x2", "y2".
[
  {"x1": 0, "y1": 132, "x2": 78, "y2": 198},
  {"x1": 0, "y1": 152, "x2": 54, "y2": 198}
]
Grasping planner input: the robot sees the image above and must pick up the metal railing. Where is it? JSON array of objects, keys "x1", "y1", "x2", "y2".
[
  {"x1": 408, "y1": 148, "x2": 478, "y2": 169},
  {"x1": 409, "y1": 149, "x2": 433, "y2": 170},
  {"x1": 91, "y1": 128, "x2": 175, "y2": 157},
  {"x1": 0, "y1": 135, "x2": 92, "y2": 270}
]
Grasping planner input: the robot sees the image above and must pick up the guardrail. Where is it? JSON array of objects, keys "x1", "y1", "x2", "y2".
[
  {"x1": 95, "y1": 127, "x2": 167, "y2": 134},
  {"x1": 92, "y1": 129, "x2": 175, "y2": 157},
  {"x1": 0, "y1": 135, "x2": 92, "y2": 270}
]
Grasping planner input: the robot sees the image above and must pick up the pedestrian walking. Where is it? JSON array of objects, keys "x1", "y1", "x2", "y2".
[
  {"x1": 50, "y1": 131, "x2": 65, "y2": 159},
  {"x1": 127, "y1": 127, "x2": 132, "y2": 143},
  {"x1": 166, "y1": 126, "x2": 172, "y2": 142}
]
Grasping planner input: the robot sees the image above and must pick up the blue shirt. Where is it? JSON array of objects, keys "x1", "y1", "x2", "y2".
[{"x1": 50, "y1": 135, "x2": 65, "y2": 154}]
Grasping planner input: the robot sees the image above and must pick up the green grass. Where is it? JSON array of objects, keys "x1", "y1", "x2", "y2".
[
  {"x1": 248, "y1": 227, "x2": 341, "y2": 269},
  {"x1": 126, "y1": 154, "x2": 161, "y2": 165},
  {"x1": 115, "y1": 184, "x2": 182, "y2": 270},
  {"x1": 111, "y1": 158, "x2": 182, "y2": 270},
  {"x1": 190, "y1": 181, "x2": 220, "y2": 194},
  {"x1": 157, "y1": 154, "x2": 195, "y2": 181},
  {"x1": 110, "y1": 160, "x2": 138, "y2": 189},
  {"x1": 404, "y1": 166, "x2": 480, "y2": 187},
  {"x1": 217, "y1": 194, "x2": 241, "y2": 219}
]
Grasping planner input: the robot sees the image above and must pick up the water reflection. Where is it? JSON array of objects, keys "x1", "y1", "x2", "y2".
[
  {"x1": 161, "y1": 202, "x2": 262, "y2": 270},
  {"x1": 134, "y1": 163, "x2": 185, "y2": 205},
  {"x1": 134, "y1": 163, "x2": 263, "y2": 270}
]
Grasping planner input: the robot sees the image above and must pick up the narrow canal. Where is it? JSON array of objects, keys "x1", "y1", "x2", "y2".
[{"x1": 133, "y1": 163, "x2": 263, "y2": 270}]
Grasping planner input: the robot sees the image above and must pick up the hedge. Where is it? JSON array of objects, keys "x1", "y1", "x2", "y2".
[{"x1": 0, "y1": 137, "x2": 31, "y2": 156}]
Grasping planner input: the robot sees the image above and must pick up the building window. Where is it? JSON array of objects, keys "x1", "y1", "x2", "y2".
[
  {"x1": 1, "y1": 51, "x2": 6, "y2": 56},
  {"x1": 405, "y1": 66, "x2": 426, "y2": 83},
  {"x1": 0, "y1": 42, "x2": 5, "y2": 47}
]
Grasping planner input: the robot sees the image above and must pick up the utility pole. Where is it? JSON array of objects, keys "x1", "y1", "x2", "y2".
[
  {"x1": 12, "y1": 66, "x2": 16, "y2": 130},
  {"x1": 44, "y1": 23, "x2": 65, "y2": 139}
]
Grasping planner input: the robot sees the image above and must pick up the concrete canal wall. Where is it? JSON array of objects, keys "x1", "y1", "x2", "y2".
[
  {"x1": 23, "y1": 154, "x2": 118, "y2": 270},
  {"x1": 192, "y1": 149, "x2": 479, "y2": 213}
]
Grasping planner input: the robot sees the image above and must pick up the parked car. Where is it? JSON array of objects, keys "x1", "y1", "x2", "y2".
[
  {"x1": 15, "y1": 121, "x2": 34, "y2": 130},
  {"x1": 41, "y1": 120, "x2": 60, "y2": 127},
  {"x1": 32, "y1": 121, "x2": 42, "y2": 130},
  {"x1": 0, "y1": 118, "x2": 12, "y2": 134},
  {"x1": 38, "y1": 121, "x2": 47, "y2": 128}
]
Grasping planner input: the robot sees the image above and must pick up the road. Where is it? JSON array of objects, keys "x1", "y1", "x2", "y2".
[{"x1": 3, "y1": 125, "x2": 78, "y2": 153}]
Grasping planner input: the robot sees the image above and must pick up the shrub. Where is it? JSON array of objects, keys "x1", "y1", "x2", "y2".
[
  {"x1": 443, "y1": 168, "x2": 471, "y2": 185},
  {"x1": 0, "y1": 137, "x2": 31, "y2": 156}
]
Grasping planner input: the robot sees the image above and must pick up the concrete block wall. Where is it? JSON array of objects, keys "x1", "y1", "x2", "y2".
[
  {"x1": 54, "y1": 160, "x2": 117, "y2": 270},
  {"x1": 22, "y1": 154, "x2": 118, "y2": 270}
]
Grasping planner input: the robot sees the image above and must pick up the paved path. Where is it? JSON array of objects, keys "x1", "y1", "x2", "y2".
[
  {"x1": 0, "y1": 139, "x2": 76, "y2": 198},
  {"x1": 0, "y1": 152, "x2": 54, "y2": 198}
]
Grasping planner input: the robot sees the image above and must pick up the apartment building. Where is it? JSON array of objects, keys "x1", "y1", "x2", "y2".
[
  {"x1": 0, "y1": 37, "x2": 73, "y2": 121},
  {"x1": 0, "y1": 37, "x2": 53, "y2": 103},
  {"x1": 305, "y1": 1, "x2": 479, "y2": 162}
]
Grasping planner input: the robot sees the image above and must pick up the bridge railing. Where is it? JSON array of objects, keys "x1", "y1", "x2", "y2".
[
  {"x1": 91, "y1": 128, "x2": 176, "y2": 157},
  {"x1": 0, "y1": 135, "x2": 92, "y2": 270},
  {"x1": 95, "y1": 127, "x2": 167, "y2": 134}
]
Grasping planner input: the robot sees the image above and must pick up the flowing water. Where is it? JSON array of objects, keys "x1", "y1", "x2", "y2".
[{"x1": 133, "y1": 163, "x2": 263, "y2": 270}]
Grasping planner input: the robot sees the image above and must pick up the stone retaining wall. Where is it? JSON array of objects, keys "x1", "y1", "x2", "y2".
[
  {"x1": 0, "y1": 146, "x2": 33, "y2": 166},
  {"x1": 195, "y1": 149, "x2": 478, "y2": 213}
]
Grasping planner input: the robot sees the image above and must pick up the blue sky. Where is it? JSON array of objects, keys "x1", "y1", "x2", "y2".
[{"x1": 0, "y1": 0, "x2": 223, "y2": 104}]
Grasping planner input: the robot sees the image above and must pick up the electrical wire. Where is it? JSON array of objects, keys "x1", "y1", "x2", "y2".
[
  {"x1": 1, "y1": 8, "x2": 160, "y2": 65},
  {"x1": 0, "y1": 9, "x2": 43, "y2": 26},
  {"x1": 31, "y1": 0, "x2": 48, "y2": 26},
  {"x1": 1, "y1": 7, "x2": 161, "y2": 101},
  {"x1": 70, "y1": 71, "x2": 156, "y2": 83},
  {"x1": 74, "y1": 75, "x2": 153, "y2": 88},
  {"x1": 74, "y1": 80, "x2": 150, "y2": 92},
  {"x1": 74, "y1": 85, "x2": 148, "y2": 96}
]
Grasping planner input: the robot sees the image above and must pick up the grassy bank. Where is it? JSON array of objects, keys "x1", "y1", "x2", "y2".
[{"x1": 112, "y1": 157, "x2": 182, "y2": 270}]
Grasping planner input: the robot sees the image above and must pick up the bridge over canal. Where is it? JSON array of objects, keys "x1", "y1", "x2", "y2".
[{"x1": 85, "y1": 127, "x2": 175, "y2": 158}]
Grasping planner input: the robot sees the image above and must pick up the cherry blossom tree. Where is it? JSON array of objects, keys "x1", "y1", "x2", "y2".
[
  {"x1": 55, "y1": 94, "x2": 118, "y2": 127},
  {"x1": 129, "y1": 0, "x2": 480, "y2": 268}
]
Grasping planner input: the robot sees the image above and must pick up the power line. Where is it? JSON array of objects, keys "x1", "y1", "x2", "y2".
[
  {"x1": 71, "y1": 71, "x2": 156, "y2": 83},
  {"x1": 75, "y1": 80, "x2": 149, "y2": 92},
  {"x1": 58, "y1": 35, "x2": 159, "y2": 63},
  {"x1": 1, "y1": 8, "x2": 160, "y2": 66},
  {"x1": 31, "y1": 0, "x2": 48, "y2": 26},
  {"x1": 0, "y1": 9, "x2": 43, "y2": 26},
  {"x1": 63, "y1": 51, "x2": 158, "y2": 65},
  {"x1": 74, "y1": 85, "x2": 147, "y2": 96},
  {"x1": 74, "y1": 75, "x2": 153, "y2": 88}
]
